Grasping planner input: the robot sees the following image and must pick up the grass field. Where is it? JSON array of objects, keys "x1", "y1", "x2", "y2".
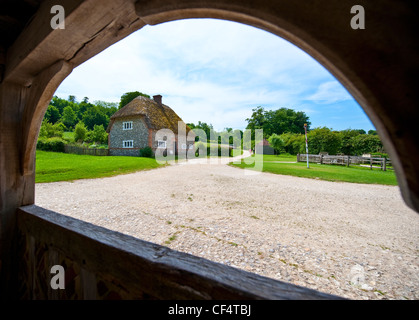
[
  {"x1": 36, "y1": 151, "x2": 398, "y2": 186},
  {"x1": 35, "y1": 151, "x2": 162, "y2": 183},
  {"x1": 231, "y1": 154, "x2": 398, "y2": 186},
  {"x1": 62, "y1": 131, "x2": 75, "y2": 142}
]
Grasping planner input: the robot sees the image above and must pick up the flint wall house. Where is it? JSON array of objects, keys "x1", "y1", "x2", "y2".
[{"x1": 107, "y1": 95, "x2": 195, "y2": 156}]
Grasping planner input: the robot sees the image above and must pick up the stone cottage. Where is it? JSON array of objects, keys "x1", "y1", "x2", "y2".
[{"x1": 106, "y1": 95, "x2": 195, "y2": 156}]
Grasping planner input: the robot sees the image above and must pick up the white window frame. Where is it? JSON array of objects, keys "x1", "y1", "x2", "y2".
[
  {"x1": 123, "y1": 121, "x2": 133, "y2": 130},
  {"x1": 157, "y1": 140, "x2": 167, "y2": 149},
  {"x1": 123, "y1": 140, "x2": 133, "y2": 148},
  {"x1": 181, "y1": 143, "x2": 187, "y2": 150}
]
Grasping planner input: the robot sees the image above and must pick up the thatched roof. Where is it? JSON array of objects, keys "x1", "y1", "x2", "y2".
[{"x1": 107, "y1": 95, "x2": 193, "y2": 135}]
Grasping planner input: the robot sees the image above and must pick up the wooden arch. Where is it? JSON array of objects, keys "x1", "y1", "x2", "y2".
[
  {"x1": 3, "y1": 0, "x2": 418, "y2": 211},
  {"x1": 0, "y1": 0, "x2": 418, "y2": 299}
]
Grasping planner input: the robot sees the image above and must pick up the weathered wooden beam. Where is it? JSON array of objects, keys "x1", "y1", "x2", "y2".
[
  {"x1": 0, "y1": 46, "x2": 5, "y2": 82},
  {"x1": 4, "y1": 0, "x2": 146, "y2": 86},
  {"x1": 0, "y1": 82, "x2": 34, "y2": 299},
  {"x1": 20, "y1": 59, "x2": 73, "y2": 176},
  {"x1": 17, "y1": 205, "x2": 344, "y2": 300}
]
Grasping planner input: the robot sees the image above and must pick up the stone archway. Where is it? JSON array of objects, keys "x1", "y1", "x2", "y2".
[{"x1": 0, "y1": 0, "x2": 418, "y2": 299}]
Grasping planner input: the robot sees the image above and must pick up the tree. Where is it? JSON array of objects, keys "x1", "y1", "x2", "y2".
[
  {"x1": 50, "y1": 95, "x2": 71, "y2": 114},
  {"x1": 307, "y1": 127, "x2": 342, "y2": 155},
  {"x1": 44, "y1": 105, "x2": 61, "y2": 124},
  {"x1": 94, "y1": 100, "x2": 118, "y2": 118},
  {"x1": 186, "y1": 123, "x2": 196, "y2": 129},
  {"x1": 78, "y1": 98, "x2": 94, "y2": 117},
  {"x1": 268, "y1": 134, "x2": 285, "y2": 154},
  {"x1": 245, "y1": 106, "x2": 266, "y2": 132},
  {"x1": 82, "y1": 106, "x2": 109, "y2": 130},
  {"x1": 350, "y1": 134, "x2": 383, "y2": 155},
  {"x1": 39, "y1": 120, "x2": 64, "y2": 138},
  {"x1": 74, "y1": 121, "x2": 87, "y2": 142},
  {"x1": 280, "y1": 132, "x2": 305, "y2": 155},
  {"x1": 89, "y1": 124, "x2": 108, "y2": 144},
  {"x1": 270, "y1": 108, "x2": 311, "y2": 135},
  {"x1": 61, "y1": 106, "x2": 77, "y2": 129},
  {"x1": 338, "y1": 129, "x2": 362, "y2": 155},
  {"x1": 245, "y1": 106, "x2": 310, "y2": 137},
  {"x1": 119, "y1": 91, "x2": 150, "y2": 109},
  {"x1": 191, "y1": 121, "x2": 214, "y2": 142}
]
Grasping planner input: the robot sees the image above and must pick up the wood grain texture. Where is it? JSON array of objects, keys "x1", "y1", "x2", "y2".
[{"x1": 17, "y1": 205, "x2": 344, "y2": 299}]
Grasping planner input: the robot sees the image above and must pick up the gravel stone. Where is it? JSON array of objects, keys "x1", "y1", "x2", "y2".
[{"x1": 35, "y1": 155, "x2": 418, "y2": 300}]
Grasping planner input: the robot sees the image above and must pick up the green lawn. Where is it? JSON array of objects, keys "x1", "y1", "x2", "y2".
[
  {"x1": 231, "y1": 154, "x2": 398, "y2": 185},
  {"x1": 62, "y1": 131, "x2": 75, "y2": 142},
  {"x1": 35, "y1": 151, "x2": 163, "y2": 183}
]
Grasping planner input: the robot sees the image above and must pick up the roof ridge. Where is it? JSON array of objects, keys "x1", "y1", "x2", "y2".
[{"x1": 109, "y1": 94, "x2": 192, "y2": 134}]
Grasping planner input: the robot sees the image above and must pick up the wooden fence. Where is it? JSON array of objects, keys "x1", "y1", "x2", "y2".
[
  {"x1": 64, "y1": 144, "x2": 109, "y2": 156},
  {"x1": 297, "y1": 153, "x2": 392, "y2": 171}
]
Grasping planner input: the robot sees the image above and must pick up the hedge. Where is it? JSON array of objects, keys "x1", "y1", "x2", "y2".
[
  {"x1": 36, "y1": 137, "x2": 66, "y2": 152},
  {"x1": 195, "y1": 142, "x2": 233, "y2": 157}
]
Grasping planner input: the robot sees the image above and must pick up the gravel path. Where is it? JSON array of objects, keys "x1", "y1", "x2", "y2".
[{"x1": 35, "y1": 156, "x2": 418, "y2": 300}]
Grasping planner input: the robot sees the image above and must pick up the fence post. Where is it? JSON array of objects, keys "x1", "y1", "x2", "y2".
[
  {"x1": 347, "y1": 155, "x2": 350, "y2": 167},
  {"x1": 383, "y1": 158, "x2": 387, "y2": 171},
  {"x1": 297, "y1": 153, "x2": 300, "y2": 162},
  {"x1": 320, "y1": 154, "x2": 323, "y2": 165},
  {"x1": 370, "y1": 156, "x2": 373, "y2": 170}
]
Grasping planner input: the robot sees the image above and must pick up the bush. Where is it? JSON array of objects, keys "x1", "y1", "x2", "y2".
[
  {"x1": 209, "y1": 144, "x2": 232, "y2": 157},
  {"x1": 139, "y1": 146, "x2": 153, "y2": 158},
  {"x1": 194, "y1": 141, "x2": 206, "y2": 157},
  {"x1": 194, "y1": 142, "x2": 233, "y2": 157},
  {"x1": 90, "y1": 124, "x2": 108, "y2": 144},
  {"x1": 280, "y1": 132, "x2": 305, "y2": 155},
  {"x1": 268, "y1": 133, "x2": 285, "y2": 154},
  {"x1": 350, "y1": 134, "x2": 383, "y2": 155},
  {"x1": 39, "y1": 120, "x2": 64, "y2": 139},
  {"x1": 307, "y1": 127, "x2": 342, "y2": 155},
  {"x1": 36, "y1": 137, "x2": 66, "y2": 152},
  {"x1": 74, "y1": 121, "x2": 87, "y2": 142}
]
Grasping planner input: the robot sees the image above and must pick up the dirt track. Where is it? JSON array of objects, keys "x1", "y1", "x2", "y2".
[{"x1": 35, "y1": 157, "x2": 418, "y2": 300}]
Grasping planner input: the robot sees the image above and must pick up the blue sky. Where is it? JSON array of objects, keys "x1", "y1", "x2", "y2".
[{"x1": 55, "y1": 18, "x2": 375, "y2": 132}]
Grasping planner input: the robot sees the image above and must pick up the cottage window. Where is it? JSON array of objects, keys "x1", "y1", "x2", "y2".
[
  {"x1": 123, "y1": 140, "x2": 133, "y2": 148},
  {"x1": 157, "y1": 140, "x2": 167, "y2": 148},
  {"x1": 181, "y1": 144, "x2": 187, "y2": 149},
  {"x1": 123, "y1": 121, "x2": 133, "y2": 130}
]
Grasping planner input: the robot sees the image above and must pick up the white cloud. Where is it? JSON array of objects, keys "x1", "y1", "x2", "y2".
[
  {"x1": 307, "y1": 81, "x2": 353, "y2": 104},
  {"x1": 55, "y1": 18, "x2": 373, "y2": 131}
]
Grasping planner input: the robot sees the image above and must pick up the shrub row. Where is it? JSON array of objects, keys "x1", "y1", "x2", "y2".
[
  {"x1": 37, "y1": 137, "x2": 66, "y2": 152},
  {"x1": 195, "y1": 142, "x2": 233, "y2": 157},
  {"x1": 139, "y1": 146, "x2": 153, "y2": 158}
]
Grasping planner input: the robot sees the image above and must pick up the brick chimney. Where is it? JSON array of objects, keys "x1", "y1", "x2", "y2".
[{"x1": 153, "y1": 94, "x2": 162, "y2": 105}]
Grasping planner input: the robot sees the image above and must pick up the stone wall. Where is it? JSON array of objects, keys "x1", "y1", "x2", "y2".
[{"x1": 109, "y1": 116, "x2": 148, "y2": 156}]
